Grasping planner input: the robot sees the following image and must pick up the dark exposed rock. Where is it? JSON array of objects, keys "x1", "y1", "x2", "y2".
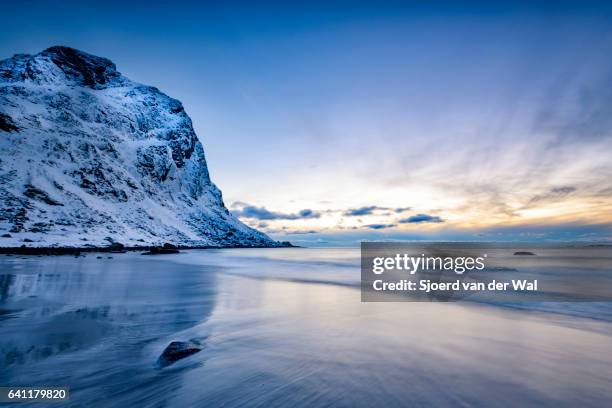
[
  {"x1": 514, "y1": 251, "x2": 536, "y2": 256},
  {"x1": 1, "y1": 234, "x2": 10, "y2": 238},
  {"x1": 107, "y1": 242, "x2": 126, "y2": 253},
  {"x1": 28, "y1": 222, "x2": 52, "y2": 233},
  {"x1": 0, "y1": 112, "x2": 18, "y2": 132},
  {"x1": 137, "y1": 145, "x2": 173, "y2": 182},
  {"x1": 157, "y1": 341, "x2": 203, "y2": 367},
  {"x1": 42, "y1": 46, "x2": 121, "y2": 88},
  {"x1": 23, "y1": 184, "x2": 63, "y2": 206},
  {"x1": 142, "y1": 243, "x2": 180, "y2": 255}
]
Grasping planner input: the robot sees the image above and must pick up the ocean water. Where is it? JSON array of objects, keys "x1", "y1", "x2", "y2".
[{"x1": 1, "y1": 246, "x2": 612, "y2": 407}]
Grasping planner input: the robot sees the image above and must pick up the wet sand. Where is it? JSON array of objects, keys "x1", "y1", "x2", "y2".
[{"x1": 1, "y1": 248, "x2": 611, "y2": 407}]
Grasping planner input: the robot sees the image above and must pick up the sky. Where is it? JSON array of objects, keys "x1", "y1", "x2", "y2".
[{"x1": 2, "y1": 1, "x2": 612, "y2": 245}]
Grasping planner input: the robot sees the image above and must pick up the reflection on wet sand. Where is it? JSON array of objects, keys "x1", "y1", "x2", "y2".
[{"x1": 1, "y1": 254, "x2": 217, "y2": 407}]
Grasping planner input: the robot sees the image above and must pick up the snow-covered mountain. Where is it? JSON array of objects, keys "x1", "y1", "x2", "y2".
[{"x1": 0, "y1": 46, "x2": 279, "y2": 248}]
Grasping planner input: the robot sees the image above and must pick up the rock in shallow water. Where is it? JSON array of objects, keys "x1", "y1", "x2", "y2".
[
  {"x1": 157, "y1": 341, "x2": 203, "y2": 367},
  {"x1": 514, "y1": 251, "x2": 536, "y2": 256}
]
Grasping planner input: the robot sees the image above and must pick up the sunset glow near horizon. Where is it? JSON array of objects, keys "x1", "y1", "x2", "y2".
[{"x1": 2, "y1": 1, "x2": 612, "y2": 244}]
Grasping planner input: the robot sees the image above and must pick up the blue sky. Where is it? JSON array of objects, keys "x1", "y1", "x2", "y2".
[{"x1": 2, "y1": 1, "x2": 612, "y2": 244}]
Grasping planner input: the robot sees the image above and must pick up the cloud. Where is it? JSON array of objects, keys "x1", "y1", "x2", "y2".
[
  {"x1": 341, "y1": 205, "x2": 412, "y2": 217},
  {"x1": 297, "y1": 209, "x2": 318, "y2": 218},
  {"x1": 285, "y1": 230, "x2": 319, "y2": 235},
  {"x1": 527, "y1": 186, "x2": 577, "y2": 205},
  {"x1": 535, "y1": 67, "x2": 612, "y2": 142},
  {"x1": 343, "y1": 206, "x2": 380, "y2": 216},
  {"x1": 344, "y1": 205, "x2": 399, "y2": 216},
  {"x1": 399, "y1": 214, "x2": 443, "y2": 224},
  {"x1": 365, "y1": 223, "x2": 396, "y2": 230},
  {"x1": 231, "y1": 202, "x2": 320, "y2": 220},
  {"x1": 550, "y1": 186, "x2": 576, "y2": 195}
]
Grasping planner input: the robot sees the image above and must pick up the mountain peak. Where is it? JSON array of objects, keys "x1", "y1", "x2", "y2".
[
  {"x1": 40, "y1": 46, "x2": 120, "y2": 87},
  {"x1": 0, "y1": 46, "x2": 123, "y2": 89}
]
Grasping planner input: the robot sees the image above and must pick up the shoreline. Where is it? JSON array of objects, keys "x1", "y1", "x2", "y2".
[
  {"x1": 1, "y1": 241, "x2": 609, "y2": 255},
  {"x1": 0, "y1": 242, "x2": 295, "y2": 256}
]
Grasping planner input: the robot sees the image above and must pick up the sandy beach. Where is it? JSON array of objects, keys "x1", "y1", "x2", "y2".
[{"x1": 1, "y1": 247, "x2": 611, "y2": 407}]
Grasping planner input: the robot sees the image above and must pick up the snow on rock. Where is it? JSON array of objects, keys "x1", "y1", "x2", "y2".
[{"x1": 0, "y1": 46, "x2": 279, "y2": 248}]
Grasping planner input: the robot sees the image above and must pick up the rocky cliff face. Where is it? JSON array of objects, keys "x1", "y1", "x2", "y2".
[{"x1": 0, "y1": 46, "x2": 278, "y2": 247}]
